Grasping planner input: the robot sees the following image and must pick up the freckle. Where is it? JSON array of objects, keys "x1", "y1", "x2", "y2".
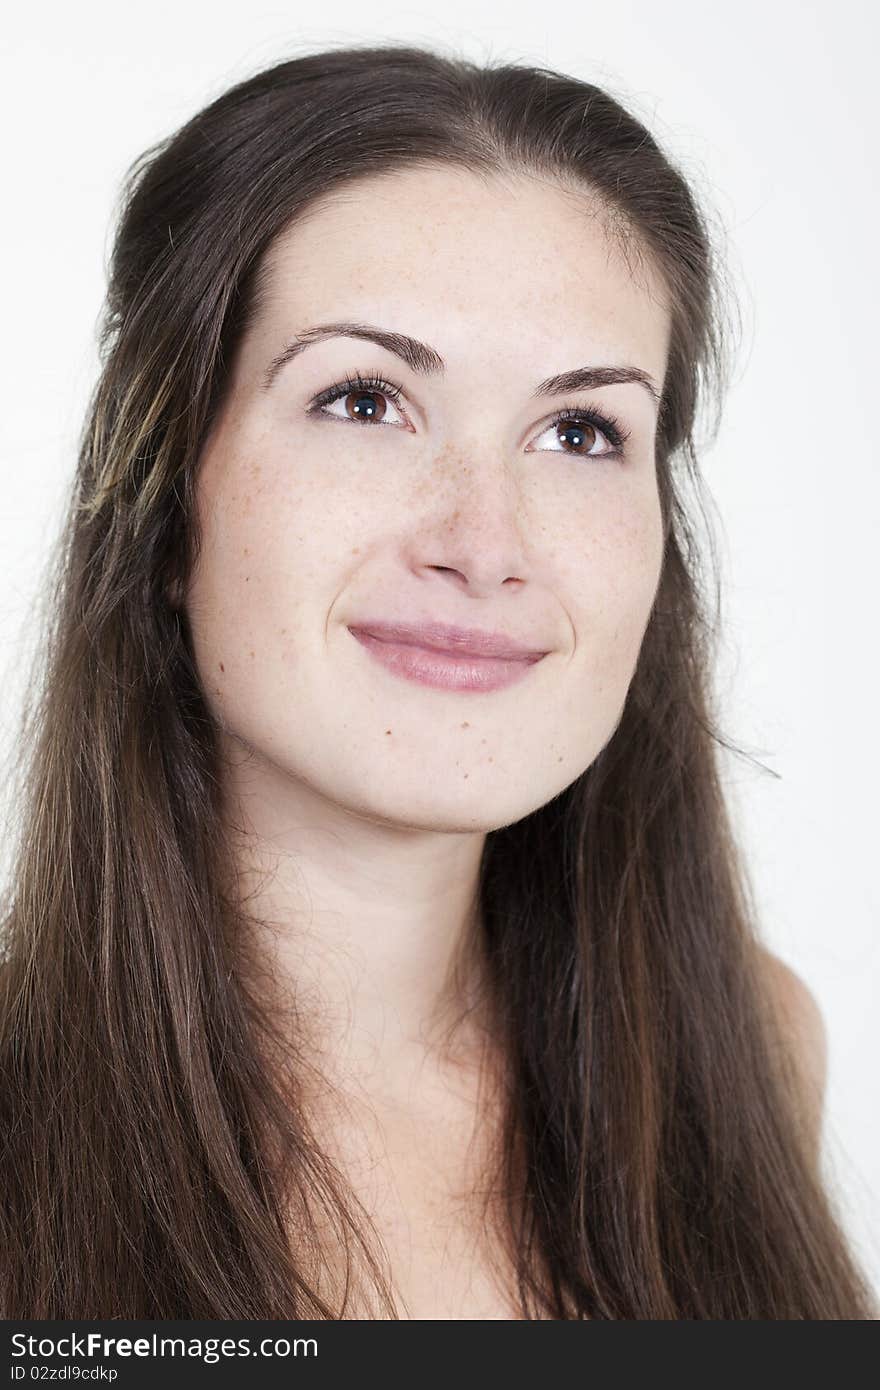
[
  {"x1": 351, "y1": 546, "x2": 360, "y2": 555},
  {"x1": 243, "y1": 547, "x2": 250, "y2": 556},
  {"x1": 219, "y1": 663, "x2": 225, "y2": 672},
  {"x1": 558, "y1": 755, "x2": 563, "y2": 762},
  {"x1": 461, "y1": 722, "x2": 470, "y2": 729},
  {"x1": 464, "y1": 773, "x2": 469, "y2": 779},
  {"x1": 281, "y1": 628, "x2": 287, "y2": 635},
  {"x1": 249, "y1": 650, "x2": 254, "y2": 658},
  {"x1": 488, "y1": 756, "x2": 493, "y2": 763}
]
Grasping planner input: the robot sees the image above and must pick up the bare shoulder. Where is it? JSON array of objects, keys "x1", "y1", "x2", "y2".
[{"x1": 755, "y1": 945, "x2": 828, "y2": 1152}]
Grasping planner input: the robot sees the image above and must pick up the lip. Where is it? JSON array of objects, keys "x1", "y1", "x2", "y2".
[
  {"x1": 347, "y1": 619, "x2": 548, "y2": 660},
  {"x1": 347, "y1": 623, "x2": 548, "y2": 694}
]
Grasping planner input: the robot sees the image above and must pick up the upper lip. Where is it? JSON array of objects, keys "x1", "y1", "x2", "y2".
[{"x1": 347, "y1": 619, "x2": 549, "y2": 661}]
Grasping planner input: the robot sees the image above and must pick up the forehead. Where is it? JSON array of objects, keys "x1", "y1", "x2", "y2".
[{"x1": 250, "y1": 164, "x2": 671, "y2": 388}]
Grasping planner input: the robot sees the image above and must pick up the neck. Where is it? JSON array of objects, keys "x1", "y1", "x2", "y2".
[{"x1": 219, "y1": 734, "x2": 497, "y2": 1093}]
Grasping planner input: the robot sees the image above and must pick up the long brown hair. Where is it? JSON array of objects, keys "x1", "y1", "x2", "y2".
[{"x1": 0, "y1": 40, "x2": 874, "y2": 1318}]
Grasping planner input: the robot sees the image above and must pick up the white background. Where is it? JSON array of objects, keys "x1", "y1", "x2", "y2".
[{"x1": 1, "y1": 1, "x2": 877, "y2": 1298}]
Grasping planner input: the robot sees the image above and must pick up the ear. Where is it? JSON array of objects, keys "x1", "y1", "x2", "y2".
[{"x1": 165, "y1": 574, "x2": 185, "y2": 611}]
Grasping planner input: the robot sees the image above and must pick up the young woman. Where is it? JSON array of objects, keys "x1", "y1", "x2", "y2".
[{"x1": 0, "y1": 42, "x2": 874, "y2": 1319}]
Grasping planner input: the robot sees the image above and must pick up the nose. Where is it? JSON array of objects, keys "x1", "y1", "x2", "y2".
[{"x1": 409, "y1": 447, "x2": 532, "y2": 597}]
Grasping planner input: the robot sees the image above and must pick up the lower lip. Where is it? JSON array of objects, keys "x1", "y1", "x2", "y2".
[{"x1": 348, "y1": 628, "x2": 546, "y2": 692}]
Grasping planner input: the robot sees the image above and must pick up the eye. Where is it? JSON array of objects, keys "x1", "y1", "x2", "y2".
[
  {"x1": 306, "y1": 371, "x2": 408, "y2": 428},
  {"x1": 528, "y1": 406, "x2": 630, "y2": 461},
  {"x1": 306, "y1": 372, "x2": 631, "y2": 462}
]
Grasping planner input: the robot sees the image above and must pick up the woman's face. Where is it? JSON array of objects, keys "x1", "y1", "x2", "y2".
[{"x1": 185, "y1": 166, "x2": 670, "y2": 833}]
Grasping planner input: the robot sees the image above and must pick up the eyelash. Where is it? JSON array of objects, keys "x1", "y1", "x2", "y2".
[{"x1": 305, "y1": 369, "x2": 632, "y2": 459}]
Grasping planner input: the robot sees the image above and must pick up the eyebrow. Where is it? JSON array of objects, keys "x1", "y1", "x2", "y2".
[{"x1": 261, "y1": 320, "x2": 662, "y2": 407}]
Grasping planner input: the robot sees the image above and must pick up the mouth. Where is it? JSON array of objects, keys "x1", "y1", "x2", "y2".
[{"x1": 347, "y1": 626, "x2": 547, "y2": 694}]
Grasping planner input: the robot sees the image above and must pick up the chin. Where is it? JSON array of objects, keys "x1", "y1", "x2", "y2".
[{"x1": 341, "y1": 775, "x2": 563, "y2": 837}]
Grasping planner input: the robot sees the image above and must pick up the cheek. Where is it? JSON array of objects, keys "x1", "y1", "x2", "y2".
[
  {"x1": 184, "y1": 459, "x2": 345, "y2": 726},
  {"x1": 590, "y1": 508, "x2": 664, "y2": 651},
  {"x1": 194, "y1": 435, "x2": 366, "y2": 612},
  {"x1": 185, "y1": 413, "x2": 403, "y2": 731},
  {"x1": 555, "y1": 492, "x2": 664, "y2": 734}
]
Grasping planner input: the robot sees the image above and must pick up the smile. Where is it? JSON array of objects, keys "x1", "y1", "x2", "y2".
[{"x1": 347, "y1": 627, "x2": 547, "y2": 693}]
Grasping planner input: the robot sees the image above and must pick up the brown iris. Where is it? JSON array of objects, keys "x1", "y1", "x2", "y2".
[
  {"x1": 345, "y1": 389, "x2": 388, "y2": 423},
  {"x1": 556, "y1": 419, "x2": 598, "y2": 455}
]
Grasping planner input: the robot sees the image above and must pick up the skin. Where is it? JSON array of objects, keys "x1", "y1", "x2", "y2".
[
  {"x1": 182, "y1": 164, "x2": 670, "y2": 1081},
  {"x1": 758, "y1": 946, "x2": 828, "y2": 1166}
]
